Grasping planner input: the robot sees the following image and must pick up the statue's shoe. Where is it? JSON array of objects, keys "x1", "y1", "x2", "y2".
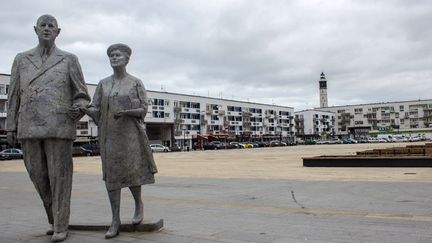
[
  {"x1": 132, "y1": 204, "x2": 143, "y2": 225},
  {"x1": 51, "y1": 231, "x2": 68, "y2": 242},
  {"x1": 132, "y1": 214, "x2": 143, "y2": 225},
  {"x1": 46, "y1": 224, "x2": 54, "y2": 235},
  {"x1": 105, "y1": 229, "x2": 119, "y2": 239}
]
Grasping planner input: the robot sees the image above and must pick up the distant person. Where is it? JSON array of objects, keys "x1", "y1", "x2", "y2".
[
  {"x1": 7, "y1": 15, "x2": 90, "y2": 242},
  {"x1": 81, "y1": 43, "x2": 158, "y2": 239}
]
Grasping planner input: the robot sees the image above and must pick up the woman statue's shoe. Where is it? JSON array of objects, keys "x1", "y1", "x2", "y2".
[
  {"x1": 105, "y1": 221, "x2": 120, "y2": 239},
  {"x1": 51, "y1": 231, "x2": 68, "y2": 242},
  {"x1": 46, "y1": 224, "x2": 54, "y2": 235},
  {"x1": 132, "y1": 203, "x2": 143, "y2": 225},
  {"x1": 105, "y1": 229, "x2": 119, "y2": 239}
]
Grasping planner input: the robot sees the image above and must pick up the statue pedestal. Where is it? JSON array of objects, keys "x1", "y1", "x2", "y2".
[{"x1": 69, "y1": 219, "x2": 163, "y2": 232}]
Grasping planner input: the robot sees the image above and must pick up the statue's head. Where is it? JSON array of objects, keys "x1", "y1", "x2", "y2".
[
  {"x1": 34, "y1": 15, "x2": 61, "y2": 45},
  {"x1": 107, "y1": 43, "x2": 132, "y2": 68}
]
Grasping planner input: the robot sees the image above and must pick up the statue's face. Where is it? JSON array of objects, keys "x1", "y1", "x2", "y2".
[
  {"x1": 34, "y1": 17, "x2": 60, "y2": 43},
  {"x1": 109, "y1": 50, "x2": 129, "y2": 68}
]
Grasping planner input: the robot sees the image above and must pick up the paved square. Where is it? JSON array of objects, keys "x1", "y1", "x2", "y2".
[{"x1": 1, "y1": 143, "x2": 431, "y2": 242}]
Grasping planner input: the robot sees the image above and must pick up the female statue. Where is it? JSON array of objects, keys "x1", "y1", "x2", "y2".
[{"x1": 82, "y1": 43, "x2": 158, "y2": 238}]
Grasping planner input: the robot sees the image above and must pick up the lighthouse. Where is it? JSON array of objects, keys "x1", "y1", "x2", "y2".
[{"x1": 319, "y1": 72, "x2": 328, "y2": 108}]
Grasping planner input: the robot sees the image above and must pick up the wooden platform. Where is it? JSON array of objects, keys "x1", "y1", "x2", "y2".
[{"x1": 303, "y1": 143, "x2": 432, "y2": 167}]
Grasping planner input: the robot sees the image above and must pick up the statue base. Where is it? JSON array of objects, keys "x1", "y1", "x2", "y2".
[{"x1": 69, "y1": 219, "x2": 163, "y2": 232}]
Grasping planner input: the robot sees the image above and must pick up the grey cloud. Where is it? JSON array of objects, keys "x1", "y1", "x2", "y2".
[{"x1": 1, "y1": 0, "x2": 431, "y2": 111}]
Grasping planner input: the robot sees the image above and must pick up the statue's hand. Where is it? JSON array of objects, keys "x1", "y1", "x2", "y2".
[
  {"x1": 7, "y1": 131, "x2": 17, "y2": 147},
  {"x1": 68, "y1": 107, "x2": 82, "y2": 120},
  {"x1": 79, "y1": 107, "x2": 90, "y2": 115},
  {"x1": 114, "y1": 110, "x2": 125, "y2": 120}
]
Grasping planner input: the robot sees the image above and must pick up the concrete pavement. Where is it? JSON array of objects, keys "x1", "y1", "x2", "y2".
[{"x1": 1, "y1": 143, "x2": 431, "y2": 242}]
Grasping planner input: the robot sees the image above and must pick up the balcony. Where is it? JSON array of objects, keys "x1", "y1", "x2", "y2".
[
  {"x1": 181, "y1": 107, "x2": 191, "y2": 113},
  {"x1": 242, "y1": 112, "x2": 252, "y2": 117}
]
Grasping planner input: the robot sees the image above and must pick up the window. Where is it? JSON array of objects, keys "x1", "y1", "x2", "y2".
[
  {"x1": 152, "y1": 111, "x2": 165, "y2": 118},
  {"x1": 153, "y1": 99, "x2": 165, "y2": 106},
  {"x1": 190, "y1": 125, "x2": 201, "y2": 131},
  {"x1": 76, "y1": 122, "x2": 88, "y2": 130},
  {"x1": 0, "y1": 84, "x2": 5, "y2": 95},
  {"x1": 191, "y1": 102, "x2": 200, "y2": 108},
  {"x1": 180, "y1": 113, "x2": 191, "y2": 119},
  {"x1": 180, "y1": 101, "x2": 191, "y2": 108}
]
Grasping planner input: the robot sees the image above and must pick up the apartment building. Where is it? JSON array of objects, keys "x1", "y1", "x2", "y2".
[
  {"x1": 294, "y1": 110, "x2": 336, "y2": 139},
  {"x1": 0, "y1": 74, "x2": 294, "y2": 148},
  {"x1": 0, "y1": 74, "x2": 8, "y2": 131},
  {"x1": 317, "y1": 99, "x2": 432, "y2": 138},
  {"x1": 144, "y1": 90, "x2": 295, "y2": 148}
]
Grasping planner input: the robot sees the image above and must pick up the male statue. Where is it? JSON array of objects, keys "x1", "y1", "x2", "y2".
[{"x1": 7, "y1": 15, "x2": 90, "y2": 242}]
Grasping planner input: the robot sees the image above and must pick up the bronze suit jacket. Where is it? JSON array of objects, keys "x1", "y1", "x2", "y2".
[{"x1": 7, "y1": 46, "x2": 90, "y2": 140}]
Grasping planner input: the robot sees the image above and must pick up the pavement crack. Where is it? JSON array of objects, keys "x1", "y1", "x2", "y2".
[{"x1": 291, "y1": 190, "x2": 306, "y2": 209}]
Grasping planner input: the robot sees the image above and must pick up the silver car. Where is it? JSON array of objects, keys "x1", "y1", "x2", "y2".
[
  {"x1": 0, "y1": 148, "x2": 23, "y2": 160},
  {"x1": 150, "y1": 144, "x2": 170, "y2": 153}
]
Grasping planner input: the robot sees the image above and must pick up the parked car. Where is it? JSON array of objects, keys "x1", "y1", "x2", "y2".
[
  {"x1": 81, "y1": 143, "x2": 100, "y2": 155},
  {"x1": 72, "y1": 146, "x2": 93, "y2": 157},
  {"x1": 239, "y1": 142, "x2": 254, "y2": 148},
  {"x1": 367, "y1": 137, "x2": 377, "y2": 143},
  {"x1": 315, "y1": 140, "x2": 328, "y2": 145},
  {"x1": 342, "y1": 138, "x2": 357, "y2": 144},
  {"x1": 256, "y1": 141, "x2": 269, "y2": 147},
  {"x1": 203, "y1": 141, "x2": 225, "y2": 150},
  {"x1": 356, "y1": 137, "x2": 369, "y2": 143},
  {"x1": 409, "y1": 136, "x2": 422, "y2": 142},
  {"x1": 269, "y1": 140, "x2": 281, "y2": 146},
  {"x1": 247, "y1": 141, "x2": 260, "y2": 148},
  {"x1": 0, "y1": 149, "x2": 23, "y2": 160},
  {"x1": 229, "y1": 142, "x2": 243, "y2": 149},
  {"x1": 150, "y1": 144, "x2": 171, "y2": 152},
  {"x1": 327, "y1": 139, "x2": 342, "y2": 144}
]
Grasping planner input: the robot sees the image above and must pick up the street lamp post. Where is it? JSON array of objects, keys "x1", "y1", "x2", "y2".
[
  {"x1": 182, "y1": 124, "x2": 187, "y2": 151},
  {"x1": 279, "y1": 126, "x2": 283, "y2": 142}
]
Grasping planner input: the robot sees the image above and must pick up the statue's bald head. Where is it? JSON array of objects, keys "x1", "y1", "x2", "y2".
[
  {"x1": 36, "y1": 14, "x2": 58, "y2": 28},
  {"x1": 34, "y1": 14, "x2": 60, "y2": 46}
]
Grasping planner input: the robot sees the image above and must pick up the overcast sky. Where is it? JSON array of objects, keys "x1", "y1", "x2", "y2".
[{"x1": 1, "y1": 0, "x2": 431, "y2": 111}]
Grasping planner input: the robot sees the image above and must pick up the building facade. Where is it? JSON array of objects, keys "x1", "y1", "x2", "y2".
[
  {"x1": 0, "y1": 74, "x2": 294, "y2": 148},
  {"x1": 143, "y1": 91, "x2": 295, "y2": 148},
  {"x1": 294, "y1": 109, "x2": 336, "y2": 139},
  {"x1": 0, "y1": 74, "x2": 8, "y2": 131},
  {"x1": 317, "y1": 100, "x2": 432, "y2": 138}
]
